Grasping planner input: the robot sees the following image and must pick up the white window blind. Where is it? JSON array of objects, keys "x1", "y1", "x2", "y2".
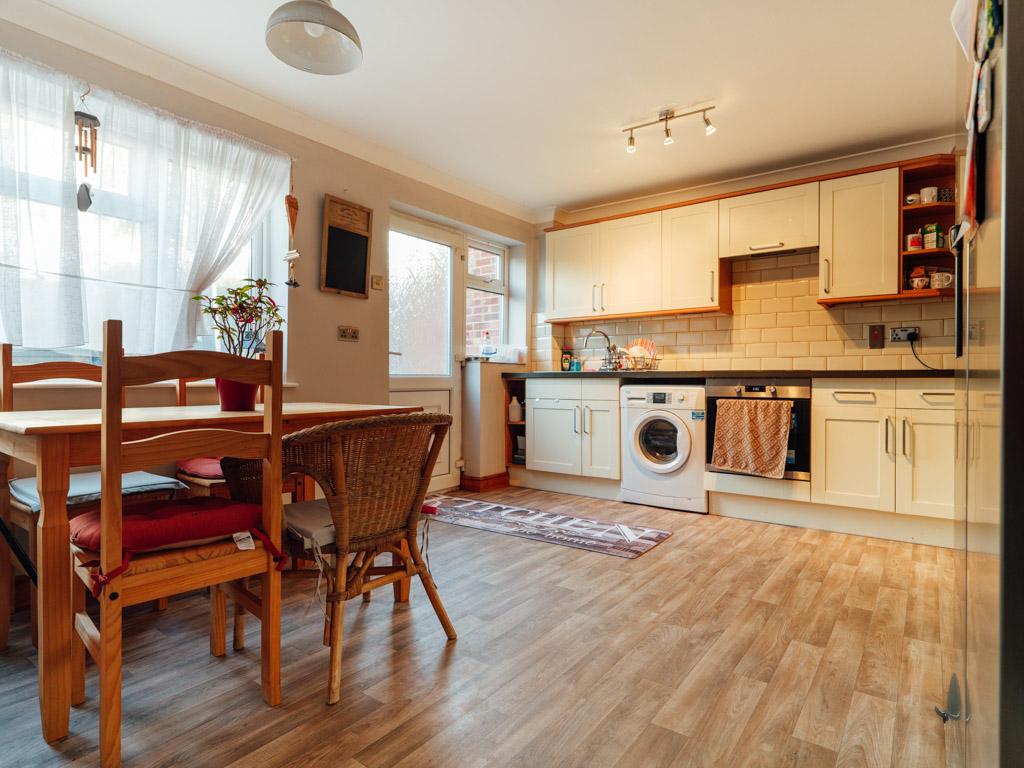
[{"x1": 0, "y1": 49, "x2": 291, "y2": 355}]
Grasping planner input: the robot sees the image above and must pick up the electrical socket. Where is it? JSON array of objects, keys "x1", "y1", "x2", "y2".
[
  {"x1": 337, "y1": 325, "x2": 359, "y2": 342},
  {"x1": 890, "y1": 326, "x2": 919, "y2": 343}
]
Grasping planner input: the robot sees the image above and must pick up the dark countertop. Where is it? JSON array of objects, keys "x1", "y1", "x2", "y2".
[{"x1": 503, "y1": 369, "x2": 955, "y2": 381}]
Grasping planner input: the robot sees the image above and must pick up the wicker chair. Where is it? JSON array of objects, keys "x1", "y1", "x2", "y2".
[{"x1": 222, "y1": 412, "x2": 457, "y2": 704}]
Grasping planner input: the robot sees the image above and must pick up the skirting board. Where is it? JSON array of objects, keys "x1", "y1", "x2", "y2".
[
  {"x1": 460, "y1": 472, "x2": 510, "y2": 492},
  {"x1": 509, "y1": 466, "x2": 621, "y2": 501},
  {"x1": 709, "y1": 491, "x2": 956, "y2": 548}
]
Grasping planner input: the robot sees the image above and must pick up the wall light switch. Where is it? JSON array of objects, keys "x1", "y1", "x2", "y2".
[
  {"x1": 370, "y1": 274, "x2": 385, "y2": 291},
  {"x1": 868, "y1": 324, "x2": 885, "y2": 349},
  {"x1": 337, "y1": 325, "x2": 359, "y2": 342}
]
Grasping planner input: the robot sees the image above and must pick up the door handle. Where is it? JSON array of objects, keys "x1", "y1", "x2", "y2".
[
  {"x1": 884, "y1": 416, "x2": 892, "y2": 455},
  {"x1": 573, "y1": 405, "x2": 580, "y2": 434},
  {"x1": 749, "y1": 242, "x2": 784, "y2": 251},
  {"x1": 709, "y1": 270, "x2": 715, "y2": 302},
  {"x1": 591, "y1": 284, "x2": 596, "y2": 312},
  {"x1": 902, "y1": 417, "x2": 910, "y2": 458},
  {"x1": 600, "y1": 284, "x2": 606, "y2": 311},
  {"x1": 583, "y1": 405, "x2": 591, "y2": 434},
  {"x1": 823, "y1": 259, "x2": 831, "y2": 294}
]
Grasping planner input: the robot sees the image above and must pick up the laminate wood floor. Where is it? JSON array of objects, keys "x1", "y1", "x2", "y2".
[{"x1": 0, "y1": 489, "x2": 958, "y2": 767}]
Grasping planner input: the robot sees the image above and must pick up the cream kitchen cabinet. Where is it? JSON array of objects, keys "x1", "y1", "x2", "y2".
[
  {"x1": 818, "y1": 168, "x2": 899, "y2": 300},
  {"x1": 599, "y1": 212, "x2": 662, "y2": 314},
  {"x1": 811, "y1": 378, "x2": 954, "y2": 518},
  {"x1": 525, "y1": 379, "x2": 620, "y2": 479},
  {"x1": 546, "y1": 225, "x2": 601, "y2": 320},
  {"x1": 662, "y1": 201, "x2": 720, "y2": 310},
  {"x1": 718, "y1": 181, "x2": 819, "y2": 257}
]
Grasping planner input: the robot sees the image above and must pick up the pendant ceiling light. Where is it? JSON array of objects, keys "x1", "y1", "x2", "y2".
[{"x1": 266, "y1": 0, "x2": 363, "y2": 75}]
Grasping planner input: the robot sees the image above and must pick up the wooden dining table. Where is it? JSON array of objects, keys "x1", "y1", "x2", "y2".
[{"x1": 0, "y1": 401, "x2": 418, "y2": 743}]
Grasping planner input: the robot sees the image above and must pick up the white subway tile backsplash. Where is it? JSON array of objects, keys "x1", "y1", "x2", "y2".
[{"x1": 533, "y1": 255, "x2": 957, "y2": 372}]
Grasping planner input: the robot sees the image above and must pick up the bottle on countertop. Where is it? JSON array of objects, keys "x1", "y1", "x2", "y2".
[{"x1": 481, "y1": 331, "x2": 497, "y2": 357}]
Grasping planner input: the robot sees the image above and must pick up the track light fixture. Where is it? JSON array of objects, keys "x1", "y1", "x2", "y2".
[
  {"x1": 703, "y1": 111, "x2": 716, "y2": 136},
  {"x1": 621, "y1": 105, "x2": 716, "y2": 153}
]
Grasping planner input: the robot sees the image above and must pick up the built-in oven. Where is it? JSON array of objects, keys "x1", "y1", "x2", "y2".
[{"x1": 705, "y1": 378, "x2": 811, "y2": 481}]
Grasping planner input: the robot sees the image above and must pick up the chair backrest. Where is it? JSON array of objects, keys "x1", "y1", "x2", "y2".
[
  {"x1": 0, "y1": 343, "x2": 122, "y2": 412},
  {"x1": 99, "y1": 319, "x2": 284, "y2": 579},
  {"x1": 223, "y1": 412, "x2": 450, "y2": 551}
]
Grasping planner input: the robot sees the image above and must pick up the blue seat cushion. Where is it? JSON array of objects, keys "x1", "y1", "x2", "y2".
[{"x1": 9, "y1": 471, "x2": 186, "y2": 513}]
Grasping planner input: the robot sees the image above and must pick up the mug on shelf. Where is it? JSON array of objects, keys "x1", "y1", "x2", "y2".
[
  {"x1": 905, "y1": 232, "x2": 923, "y2": 250},
  {"x1": 904, "y1": 193, "x2": 921, "y2": 205},
  {"x1": 909, "y1": 276, "x2": 931, "y2": 290},
  {"x1": 920, "y1": 186, "x2": 939, "y2": 203},
  {"x1": 931, "y1": 272, "x2": 953, "y2": 289}
]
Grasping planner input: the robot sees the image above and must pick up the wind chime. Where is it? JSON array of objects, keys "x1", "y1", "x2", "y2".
[
  {"x1": 74, "y1": 86, "x2": 100, "y2": 176},
  {"x1": 284, "y1": 179, "x2": 300, "y2": 287}
]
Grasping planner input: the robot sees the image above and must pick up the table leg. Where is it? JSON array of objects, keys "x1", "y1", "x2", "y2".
[
  {"x1": 0, "y1": 452, "x2": 10, "y2": 651},
  {"x1": 36, "y1": 436, "x2": 72, "y2": 742}
]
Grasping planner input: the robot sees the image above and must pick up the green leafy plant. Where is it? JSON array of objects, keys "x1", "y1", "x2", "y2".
[{"x1": 194, "y1": 278, "x2": 285, "y2": 358}]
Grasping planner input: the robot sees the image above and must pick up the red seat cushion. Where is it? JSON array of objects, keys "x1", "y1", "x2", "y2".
[
  {"x1": 176, "y1": 457, "x2": 225, "y2": 479},
  {"x1": 69, "y1": 497, "x2": 263, "y2": 554},
  {"x1": 421, "y1": 505, "x2": 438, "y2": 516}
]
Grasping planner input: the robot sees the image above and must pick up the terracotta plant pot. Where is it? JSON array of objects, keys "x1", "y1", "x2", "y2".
[{"x1": 215, "y1": 378, "x2": 259, "y2": 411}]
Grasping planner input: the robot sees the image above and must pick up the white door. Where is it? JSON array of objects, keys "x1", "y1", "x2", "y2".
[
  {"x1": 599, "y1": 211, "x2": 662, "y2": 314},
  {"x1": 526, "y1": 397, "x2": 582, "y2": 475},
  {"x1": 895, "y1": 408, "x2": 955, "y2": 519},
  {"x1": 662, "y1": 201, "x2": 719, "y2": 311},
  {"x1": 546, "y1": 225, "x2": 600, "y2": 320},
  {"x1": 718, "y1": 182, "x2": 819, "y2": 257},
  {"x1": 811, "y1": 405, "x2": 896, "y2": 511},
  {"x1": 819, "y1": 168, "x2": 899, "y2": 300},
  {"x1": 388, "y1": 214, "x2": 463, "y2": 491},
  {"x1": 581, "y1": 399, "x2": 620, "y2": 480}
]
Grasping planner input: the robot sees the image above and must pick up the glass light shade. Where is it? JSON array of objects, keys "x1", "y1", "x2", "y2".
[{"x1": 266, "y1": 0, "x2": 362, "y2": 75}]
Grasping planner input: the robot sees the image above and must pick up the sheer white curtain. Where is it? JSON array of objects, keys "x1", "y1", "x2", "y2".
[{"x1": 0, "y1": 49, "x2": 291, "y2": 354}]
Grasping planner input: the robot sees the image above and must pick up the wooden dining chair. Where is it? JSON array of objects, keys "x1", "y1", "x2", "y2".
[
  {"x1": 0, "y1": 344, "x2": 185, "y2": 649},
  {"x1": 69, "y1": 320, "x2": 285, "y2": 768},
  {"x1": 221, "y1": 412, "x2": 457, "y2": 704}
]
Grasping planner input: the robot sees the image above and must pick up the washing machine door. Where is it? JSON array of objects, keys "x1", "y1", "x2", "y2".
[{"x1": 633, "y1": 411, "x2": 691, "y2": 474}]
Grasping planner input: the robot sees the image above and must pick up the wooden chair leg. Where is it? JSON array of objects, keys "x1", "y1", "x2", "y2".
[
  {"x1": 393, "y1": 540, "x2": 411, "y2": 603},
  {"x1": 408, "y1": 538, "x2": 456, "y2": 641},
  {"x1": 98, "y1": 590, "x2": 123, "y2": 768},
  {"x1": 260, "y1": 567, "x2": 281, "y2": 706},
  {"x1": 232, "y1": 597, "x2": 246, "y2": 651},
  {"x1": 29, "y1": 523, "x2": 38, "y2": 648},
  {"x1": 209, "y1": 585, "x2": 226, "y2": 658},
  {"x1": 153, "y1": 597, "x2": 168, "y2": 612},
  {"x1": 326, "y1": 556, "x2": 348, "y2": 705},
  {"x1": 71, "y1": 562, "x2": 86, "y2": 707}
]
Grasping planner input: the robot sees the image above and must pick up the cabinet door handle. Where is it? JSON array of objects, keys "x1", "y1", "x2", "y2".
[
  {"x1": 573, "y1": 405, "x2": 580, "y2": 434},
  {"x1": 601, "y1": 284, "x2": 606, "y2": 311},
  {"x1": 749, "y1": 242, "x2": 784, "y2": 251},
  {"x1": 591, "y1": 284, "x2": 596, "y2": 312},
  {"x1": 583, "y1": 405, "x2": 591, "y2": 434},
  {"x1": 902, "y1": 417, "x2": 910, "y2": 458},
  {"x1": 823, "y1": 258, "x2": 831, "y2": 294},
  {"x1": 709, "y1": 270, "x2": 715, "y2": 303},
  {"x1": 884, "y1": 416, "x2": 892, "y2": 454}
]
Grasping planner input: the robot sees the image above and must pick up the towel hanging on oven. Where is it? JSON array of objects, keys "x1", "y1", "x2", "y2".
[{"x1": 711, "y1": 398, "x2": 793, "y2": 479}]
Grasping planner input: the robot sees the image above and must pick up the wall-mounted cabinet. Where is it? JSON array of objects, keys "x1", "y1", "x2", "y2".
[
  {"x1": 718, "y1": 181, "x2": 819, "y2": 257},
  {"x1": 545, "y1": 207, "x2": 729, "y2": 323},
  {"x1": 818, "y1": 168, "x2": 900, "y2": 301}
]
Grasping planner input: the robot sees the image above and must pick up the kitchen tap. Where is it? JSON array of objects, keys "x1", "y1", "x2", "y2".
[{"x1": 584, "y1": 330, "x2": 618, "y2": 371}]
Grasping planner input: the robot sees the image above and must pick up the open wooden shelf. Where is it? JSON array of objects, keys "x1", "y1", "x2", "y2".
[
  {"x1": 507, "y1": 420, "x2": 525, "y2": 426},
  {"x1": 902, "y1": 201, "x2": 955, "y2": 213},
  {"x1": 898, "y1": 287, "x2": 954, "y2": 300},
  {"x1": 818, "y1": 286, "x2": 953, "y2": 308},
  {"x1": 901, "y1": 248, "x2": 953, "y2": 257}
]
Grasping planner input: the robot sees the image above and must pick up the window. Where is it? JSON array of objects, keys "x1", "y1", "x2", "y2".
[
  {"x1": 0, "y1": 51, "x2": 291, "y2": 361},
  {"x1": 464, "y1": 240, "x2": 507, "y2": 356}
]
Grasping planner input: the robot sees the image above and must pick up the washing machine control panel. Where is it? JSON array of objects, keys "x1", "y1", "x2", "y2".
[{"x1": 645, "y1": 391, "x2": 690, "y2": 406}]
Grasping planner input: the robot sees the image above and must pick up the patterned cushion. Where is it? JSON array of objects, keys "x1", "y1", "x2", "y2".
[
  {"x1": 9, "y1": 471, "x2": 185, "y2": 513},
  {"x1": 69, "y1": 496, "x2": 263, "y2": 554},
  {"x1": 175, "y1": 457, "x2": 225, "y2": 480}
]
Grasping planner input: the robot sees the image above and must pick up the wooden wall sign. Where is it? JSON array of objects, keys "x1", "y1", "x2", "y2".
[{"x1": 320, "y1": 194, "x2": 373, "y2": 298}]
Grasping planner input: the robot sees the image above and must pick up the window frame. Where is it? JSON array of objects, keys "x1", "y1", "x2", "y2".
[{"x1": 464, "y1": 238, "x2": 509, "y2": 349}]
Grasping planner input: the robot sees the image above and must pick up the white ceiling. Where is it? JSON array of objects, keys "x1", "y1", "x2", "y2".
[{"x1": 13, "y1": 0, "x2": 961, "y2": 221}]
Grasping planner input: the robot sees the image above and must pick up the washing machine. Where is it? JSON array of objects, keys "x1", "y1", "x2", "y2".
[{"x1": 620, "y1": 385, "x2": 707, "y2": 513}]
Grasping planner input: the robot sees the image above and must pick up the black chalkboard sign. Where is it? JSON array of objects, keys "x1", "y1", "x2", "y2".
[{"x1": 320, "y1": 195, "x2": 372, "y2": 298}]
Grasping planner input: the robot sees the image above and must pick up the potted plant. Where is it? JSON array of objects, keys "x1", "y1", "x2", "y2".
[{"x1": 194, "y1": 278, "x2": 285, "y2": 411}]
